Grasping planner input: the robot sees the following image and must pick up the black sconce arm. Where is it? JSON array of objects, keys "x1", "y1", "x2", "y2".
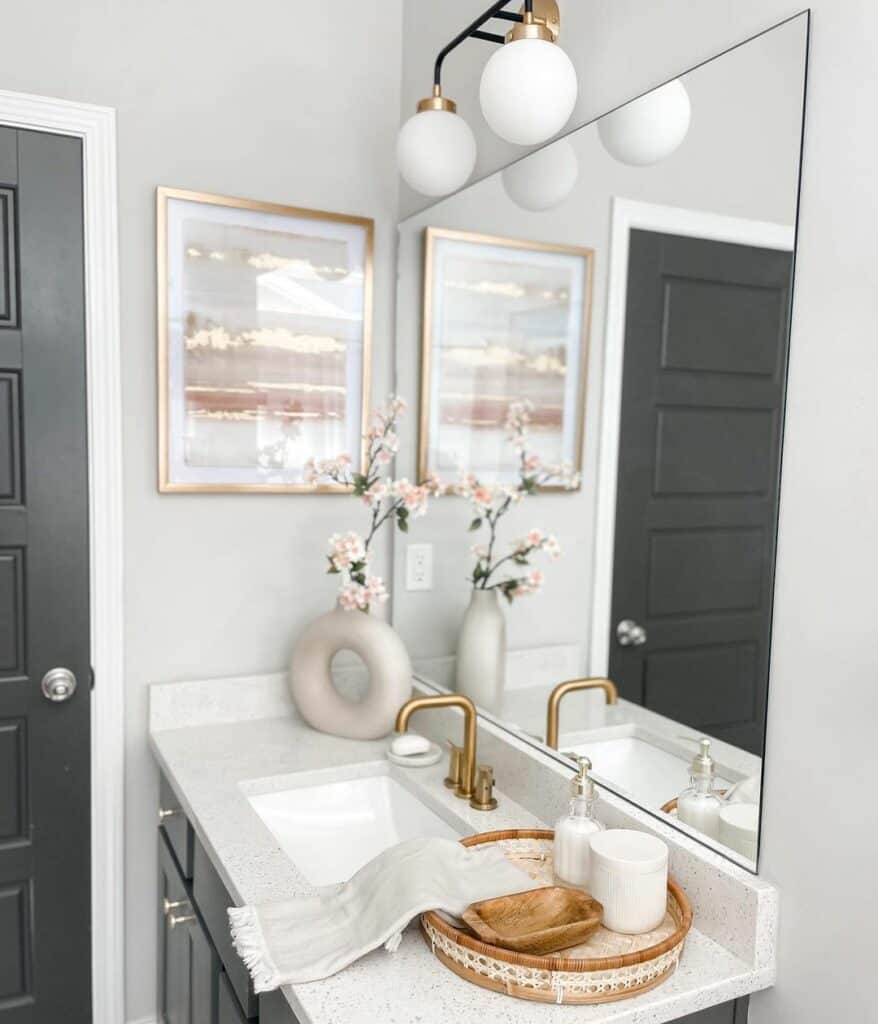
[{"x1": 433, "y1": 0, "x2": 534, "y2": 89}]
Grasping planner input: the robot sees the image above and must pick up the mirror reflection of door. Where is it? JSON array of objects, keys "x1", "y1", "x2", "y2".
[{"x1": 609, "y1": 228, "x2": 793, "y2": 755}]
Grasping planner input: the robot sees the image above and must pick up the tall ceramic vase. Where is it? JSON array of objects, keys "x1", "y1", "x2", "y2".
[
  {"x1": 455, "y1": 588, "x2": 506, "y2": 715},
  {"x1": 289, "y1": 605, "x2": 412, "y2": 740}
]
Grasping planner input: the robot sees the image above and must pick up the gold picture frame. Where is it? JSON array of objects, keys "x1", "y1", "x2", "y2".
[
  {"x1": 157, "y1": 186, "x2": 373, "y2": 493},
  {"x1": 419, "y1": 226, "x2": 594, "y2": 491}
]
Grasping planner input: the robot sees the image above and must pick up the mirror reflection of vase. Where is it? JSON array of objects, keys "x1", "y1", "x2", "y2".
[{"x1": 456, "y1": 589, "x2": 506, "y2": 715}]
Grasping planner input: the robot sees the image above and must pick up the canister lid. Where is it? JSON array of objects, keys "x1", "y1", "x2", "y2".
[{"x1": 589, "y1": 829, "x2": 669, "y2": 875}]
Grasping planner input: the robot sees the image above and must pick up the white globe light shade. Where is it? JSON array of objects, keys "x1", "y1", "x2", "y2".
[
  {"x1": 597, "y1": 79, "x2": 691, "y2": 167},
  {"x1": 480, "y1": 39, "x2": 578, "y2": 146},
  {"x1": 397, "y1": 109, "x2": 477, "y2": 197},
  {"x1": 501, "y1": 138, "x2": 578, "y2": 211}
]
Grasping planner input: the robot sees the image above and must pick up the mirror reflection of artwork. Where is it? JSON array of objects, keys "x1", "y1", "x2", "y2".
[
  {"x1": 420, "y1": 228, "x2": 593, "y2": 487},
  {"x1": 158, "y1": 188, "x2": 373, "y2": 492}
]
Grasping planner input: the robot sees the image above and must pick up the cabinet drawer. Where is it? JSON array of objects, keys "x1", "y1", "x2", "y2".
[
  {"x1": 159, "y1": 773, "x2": 195, "y2": 878},
  {"x1": 193, "y1": 835, "x2": 258, "y2": 1018}
]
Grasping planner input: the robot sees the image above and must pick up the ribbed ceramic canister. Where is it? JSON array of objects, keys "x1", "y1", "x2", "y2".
[{"x1": 588, "y1": 829, "x2": 669, "y2": 935}]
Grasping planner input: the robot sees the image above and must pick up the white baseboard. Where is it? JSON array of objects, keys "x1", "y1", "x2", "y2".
[{"x1": 127, "y1": 1016, "x2": 158, "y2": 1024}]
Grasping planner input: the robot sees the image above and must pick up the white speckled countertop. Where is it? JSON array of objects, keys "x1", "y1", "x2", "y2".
[{"x1": 149, "y1": 673, "x2": 777, "y2": 1024}]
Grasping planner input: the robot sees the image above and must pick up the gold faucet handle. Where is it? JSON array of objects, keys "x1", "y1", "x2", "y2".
[
  {"x1": 470, "y1": 764, "x2": 498, "y2": 811},
  {"x1": 444, "y1": 741, "x2": 463, "y2": 790}
]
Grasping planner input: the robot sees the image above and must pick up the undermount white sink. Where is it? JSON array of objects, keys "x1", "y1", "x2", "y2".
[
  {"x1": 560, "y1": 724, "x2": 741, "y2": 808},
  {"x1": 243, "y1": 764, "x2": 462, "y2": 885}
]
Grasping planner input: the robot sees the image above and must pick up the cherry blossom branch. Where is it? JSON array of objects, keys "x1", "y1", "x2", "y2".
[
  {"x1": 460, "y1": 400, "x2": 573, "y2": 602},
  {"x1": 306, "y1": 395, "x2": 441, "y2": 610}
]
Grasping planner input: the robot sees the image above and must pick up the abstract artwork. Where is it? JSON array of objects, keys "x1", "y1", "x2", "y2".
[{"x1": 157, "y1": 187, "x2": 373, "y2": 492}]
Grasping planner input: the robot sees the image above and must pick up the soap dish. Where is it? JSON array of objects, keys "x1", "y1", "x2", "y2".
[
  {"x1": 462, "y1": 886, "x2": 602, "y2": 955},
  {"x1": 386, "y1": 741, "x2": 442, "y2": 767}
]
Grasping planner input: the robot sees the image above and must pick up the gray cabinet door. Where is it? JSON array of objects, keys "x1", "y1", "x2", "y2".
[
  {"x1": 158, "y1": 831, "x2": 220, "y2": 1024},
  {"x1": 610, "y1": 229, "x2": 792, "y2": 754},
  {"x1": 0, "y1": 126, "x2": 90, "y2": 1022}
]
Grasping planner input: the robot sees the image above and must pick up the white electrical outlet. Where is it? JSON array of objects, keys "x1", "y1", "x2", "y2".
[{"x1": 406, "y1": 543, "x2": 433, "y2": 591}]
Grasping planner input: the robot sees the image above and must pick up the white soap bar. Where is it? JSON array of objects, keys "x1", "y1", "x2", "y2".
[{"x1": 390, "y1": 733, "x2": 432, "y2": 757}]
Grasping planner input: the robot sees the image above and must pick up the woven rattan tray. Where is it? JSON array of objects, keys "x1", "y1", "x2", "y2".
[{"x1": 420, "y1": 829, "x2": 692, "y2": 1005}]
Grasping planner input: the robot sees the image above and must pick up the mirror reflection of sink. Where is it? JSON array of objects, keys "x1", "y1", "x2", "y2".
[
  {"x1": 243, "y1": 763, "x2": 462, "y2": 885},
  {"x1": 560, "y1": 724, "x2": 742, "y2": 807}
]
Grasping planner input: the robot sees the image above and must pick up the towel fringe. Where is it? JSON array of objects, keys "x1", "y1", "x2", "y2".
[{"x1": 228, "y1": 907, "x2": 280, "y2": 993}]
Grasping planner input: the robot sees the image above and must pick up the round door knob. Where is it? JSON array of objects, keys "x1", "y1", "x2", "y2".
[
  {"x1": 616, "y1": 619, "x2": 647, "y2": 647},
  {"x1": 41, "y1": 667, "x2": 78, "y2": 702}
]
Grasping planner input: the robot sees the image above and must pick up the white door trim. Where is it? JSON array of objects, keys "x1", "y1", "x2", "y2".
[
  {"x1": 0, "y1": 90, "x2": 124, "y2": 1024},
  {"x1": 589, "y1": 197, "x2": 795, "y2": 677}
]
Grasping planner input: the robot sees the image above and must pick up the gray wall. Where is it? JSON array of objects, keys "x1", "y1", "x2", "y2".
[
  {"x1": 392, "y1": 20, "x2": 804, "y2": 687},
  {"x1": 0, "y1": 2, "x2": 402, "y2": 1020},
  {"x1": 400, "y1": 2, "x2": 878, "y2": 1022}
]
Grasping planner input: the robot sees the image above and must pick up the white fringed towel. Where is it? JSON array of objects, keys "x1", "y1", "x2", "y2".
[{"x1": 228, "y1": 836, "x2": 536, "y2": 991}]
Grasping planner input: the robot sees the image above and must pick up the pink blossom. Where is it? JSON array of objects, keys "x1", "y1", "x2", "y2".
[
  {"x1": 366, "y1": 576, "x2": 389, "y2": 603},
  {"x1": 523, "y1": 453, "x2": 542, "y2": 472},
  {"x1": 392, "y1": 479, "x2": 428, "y2": 518},
  {"x1": 327, "y1": 531, "x2": 365, "y2": 571},
  {"x1": 338, "y1": 584, "x2": 363, "y2": 611},
  {"x1": 423, "y1": 472, "x2": 443, "y2": 497},
  {"x1": 472, "y1": 485, "x2": 494, "y2": 512},
  {"x1": 361, "y1": 480, "x2": 388, "y2": 508}
]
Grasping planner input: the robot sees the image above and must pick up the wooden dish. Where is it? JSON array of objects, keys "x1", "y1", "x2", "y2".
[
  {"x1": 421, "y1": 829, "x2": 692, "y2": 1005},
  {"x1": 462, "y1": 886, "x2": 602, "y2": 955}
]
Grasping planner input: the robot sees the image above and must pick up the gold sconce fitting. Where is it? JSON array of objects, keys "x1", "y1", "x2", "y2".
[
  {"x1": 507, "y1": 0, "x2": 560, "y2": 43},
  {"x1": 417, "y1": 85, "x2": 458, "y2": 114}
]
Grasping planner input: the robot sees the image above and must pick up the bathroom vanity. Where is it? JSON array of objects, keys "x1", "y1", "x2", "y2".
[{"x1": 149, "y1": 674, "x2": 775, "y2": 1024}]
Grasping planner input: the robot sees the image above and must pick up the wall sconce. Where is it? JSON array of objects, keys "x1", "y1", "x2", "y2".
[{"x1": 397, "y1": 0, "x2": 578, "y2": 197}]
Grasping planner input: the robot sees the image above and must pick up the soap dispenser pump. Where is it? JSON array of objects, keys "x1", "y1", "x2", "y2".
[
  {"x1": 677, "y1": 738, "x2": 724, "y2": 839},
  {"x1": 553, "y1": 755, "x2": 605, "y2": 888}
]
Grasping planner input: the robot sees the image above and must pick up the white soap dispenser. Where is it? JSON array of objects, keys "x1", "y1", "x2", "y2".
[
  {"x1": 677, "y1": 738, "x2": 723, "y2": 839},
  {"x1": 553, "y1": 756, "x2": 605, "y2": 888}
]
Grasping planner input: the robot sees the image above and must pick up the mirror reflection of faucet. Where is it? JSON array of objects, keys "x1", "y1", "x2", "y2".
[{"x1": 545, "y1": 677, "x2": 619, "y2": 749}]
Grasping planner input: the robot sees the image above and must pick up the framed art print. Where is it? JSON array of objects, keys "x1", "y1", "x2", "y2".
[
  {"x1": 157, "y1": 187, "x2": 373, "y2": 492},
  {"x1": 419, "y1": 226, "x2": 593, "y2": 489}
]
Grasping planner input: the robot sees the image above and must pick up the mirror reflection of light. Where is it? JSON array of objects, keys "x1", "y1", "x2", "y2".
[
  {"x1": 598, "y1": 79, "x2": 691, "y2": 166},
  {"x1": 257, "y1": 268, "x2": 361, "y2": 320},
  {"x1": 502, "y1": 138, "x2": 579, "y2": 212}
]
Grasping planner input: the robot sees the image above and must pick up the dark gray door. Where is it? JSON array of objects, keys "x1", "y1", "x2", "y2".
[
  {"x1": 609, "y1": 229, "x2": 792, "y2": 754},
  {"x1": 0, "y1": 127, "x2": 90, "y2": 1021}
]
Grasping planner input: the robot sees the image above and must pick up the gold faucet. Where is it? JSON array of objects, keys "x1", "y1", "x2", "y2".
[
  {"x1": 546, "y1": 678, "x2": 618, "y2": 749},
  {"x1": 395, "y1": 694, "x2": 480, "y2": 803}
]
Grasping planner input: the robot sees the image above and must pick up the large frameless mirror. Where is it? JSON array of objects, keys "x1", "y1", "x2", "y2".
[{"x1": 390, "y1": 13, "x2": 809, "y2": 869}]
